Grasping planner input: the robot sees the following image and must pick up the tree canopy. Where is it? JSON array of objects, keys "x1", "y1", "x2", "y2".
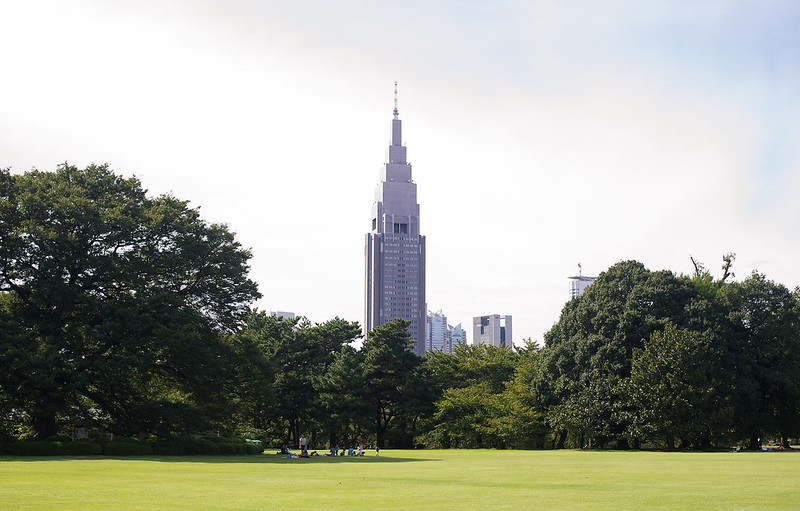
[
  {"x1": 2, "y1": 166, "x2": 798, "y2": 452},
  {"x1": 0, "y1": 164, "x2": 259, "y2": 438}
]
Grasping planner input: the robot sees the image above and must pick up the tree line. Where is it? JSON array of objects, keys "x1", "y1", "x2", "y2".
[{"x1": 2, "y1": 165, "x2": 798, "y2": 451}]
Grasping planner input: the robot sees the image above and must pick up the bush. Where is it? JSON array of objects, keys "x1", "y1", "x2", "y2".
[
  {"x1": 245, "y1": 443, "x2": 262, "y2": 455},
  {"x1": 7, "y1": 441, "x2": 61, "y2": 456},
  {"x1": 61, "y1": 439, "x2": 102, "y2": 455},
  {"x1": 201, "y1": 437, "x2": 262, "y2": 455},
  {"x1": 150, "y1": 436, "x2": 219, "y2": 455},
  {"x1": 103, "y1": 438, "x2": 153, "y2": 456}
]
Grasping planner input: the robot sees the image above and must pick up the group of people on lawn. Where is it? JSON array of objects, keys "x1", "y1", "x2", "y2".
[{"x1": 279, "y1": 435, "x2": 379, "y2": 458}]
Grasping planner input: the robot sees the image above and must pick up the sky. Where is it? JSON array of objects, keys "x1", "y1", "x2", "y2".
[{"x1": 2, "y1": 0, "x2": 800, "y2": 345}]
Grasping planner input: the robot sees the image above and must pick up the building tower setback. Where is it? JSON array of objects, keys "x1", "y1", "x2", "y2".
[{"x1": 364, "y1": 83, "x2": 427, "y2": 355}]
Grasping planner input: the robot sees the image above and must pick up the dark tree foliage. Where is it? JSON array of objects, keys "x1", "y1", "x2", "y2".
[
  {"x1": 361, "y1": 318, "x2": 424, "y2": 448},
  {"x1": 536, "y1": 261, "x2": 697, "y2": 448},
  {"x1": 316, "y1": 345, "x2": 372, "y2": 447},
  {"x1": 0, "y1": 164, "x2": 259, "y2": 438},
  {"x1": 226, "y1": 311, "x2": 292, "y2": 436},
  {"x1": 420, "y1": 343, "x2": 547, "y2": 449},
  {"x1": 719, "y1": 273, "x2": 800, "y2": 449},
  {"x1": 625, "y1": 323, "x2": 730, "y2": 450},
  {"x1": 232, "y1": 313, "x2": 361, "y2": 447}
]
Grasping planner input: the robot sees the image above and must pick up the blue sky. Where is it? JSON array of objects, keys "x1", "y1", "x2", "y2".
[{"x1": 2, "y1": 0, "x2": 799, "y2": 343}]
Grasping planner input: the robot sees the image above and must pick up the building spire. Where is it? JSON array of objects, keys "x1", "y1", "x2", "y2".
[{"x1": 393, "y1": 81, "x2": 399, "y2": 119}]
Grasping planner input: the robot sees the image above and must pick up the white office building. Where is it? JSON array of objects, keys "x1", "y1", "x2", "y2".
[{"x1": 472, "y1": 314, "x2": 512, "y2": 349}]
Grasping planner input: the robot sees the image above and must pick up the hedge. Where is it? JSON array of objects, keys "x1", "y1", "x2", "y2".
[{"x1": 2, "y1": 436, "x2": 262, "y2": 456}]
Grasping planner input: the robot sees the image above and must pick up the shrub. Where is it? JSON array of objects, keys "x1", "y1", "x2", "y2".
[
  {"x1": 150, "y1": 436, "x2": 219, "y2": 455},
  {"x1": 217, "y1": 442, "x2": 237, "y2": 455},
  {"x1": 103, "y1": 438, "x2": 153, "y2": 456},
  {"x1": 7, "y1": 441, "x2": 61, "y2": 456},
  {"x1": 61, "y1": 439, "x2": 102, "y2": 455},
  {"x1": 244, "y1": 443, "x2": 263, "y2": 455},
  {"x1": 201, "y1": 437, "x2": 262, "y2": 455}
]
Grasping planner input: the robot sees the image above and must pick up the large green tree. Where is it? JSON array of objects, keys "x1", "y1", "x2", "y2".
[
  {"x1": 421, "y1": 343, "x2": 531, "y2": 448},
  {"x1": 536, "y1": 261, "x2": 697, "y2": 448},
  {"x1": 625, "y1": 323, "x2": 730, "y2": 450},
  {"x1": 0, "y1": 164, "x2": 259, "y2": 438},
  {"x1": 720, "y1": 273, "x2": 800, "y2": 449},
  {"x1": 316, "y1": 345, "x2": 372, "y2": 447},
  {"x1": 242, "y1": 314, "x2": 361, "y2": 447},
  {"x1": 361, "y1": 318, "x2": 424, "y2": 448}
]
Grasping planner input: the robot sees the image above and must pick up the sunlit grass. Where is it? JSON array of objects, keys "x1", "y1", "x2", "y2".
[{"x1": 1, "y1": 449, "x2": 798, "y2": 510}]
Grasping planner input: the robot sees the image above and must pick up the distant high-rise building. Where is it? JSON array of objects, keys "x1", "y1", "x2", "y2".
[
  {"x1": 450, "y1": 322, "x2": 465, "y2": 350},
  {"x1": 473, "y1": 314, "x2": 512, "y2": 349},
  {"x1": 426, "y1": 309, "x2": 451, "y2": 353},
  {"x1": 269, "y1": 311, "x2": 296, "y2": 320},
  {"x1": 569, "y1": 265, "x2": 596, "y2": 299},
  {"x1": 365, "y1": 84, "x2": 427, "y2": 355}
]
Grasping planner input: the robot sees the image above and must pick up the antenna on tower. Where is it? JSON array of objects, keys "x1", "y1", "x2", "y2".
[{"x1": 393, "y1": 81, "x2": 399, "y2": 119}]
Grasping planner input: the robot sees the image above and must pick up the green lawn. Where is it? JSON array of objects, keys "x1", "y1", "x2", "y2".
[{"x1": 1, "y1": 449, "x2": 798, "y2": 510}]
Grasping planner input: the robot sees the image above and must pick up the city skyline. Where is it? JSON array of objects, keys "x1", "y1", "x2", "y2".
[{"x1": 2, "y1": 1, "x2": 799, "y2": 343}]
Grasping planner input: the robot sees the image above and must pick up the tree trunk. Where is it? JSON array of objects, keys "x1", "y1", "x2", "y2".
[
  {"x1": 33, "y1": 411, "x2": 57, "y2": 440},
  {"x1": 747, "y1": 434, "x2": 760, "y2": 451},
  {"x1": 289, "y1": 419, "x2": 300, "y2": 448},
  {"x1": 780, "y1": 436, "x2": 790, "y2": 449},
  {"x1": 376, "y1": 425, "x2": 385, "y2": 449},
  {"x1": 665, "y1": 433, "x2": 675, "y2": 451},
  {"x1": 555, "y1": 430, "x2": 567, "y2": 450},
  {"x1": 375, "y1": 407, "x2": 385, "y2": 449}
]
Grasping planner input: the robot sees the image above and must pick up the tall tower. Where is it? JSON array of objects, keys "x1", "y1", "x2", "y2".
[{"x1": 365, "y1": 83, "x2": 427, "y2": 355}]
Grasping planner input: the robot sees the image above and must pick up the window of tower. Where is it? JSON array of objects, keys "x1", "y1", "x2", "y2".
[{"x1": 393, "y1": 222, "x2": 408, "y2": 234}]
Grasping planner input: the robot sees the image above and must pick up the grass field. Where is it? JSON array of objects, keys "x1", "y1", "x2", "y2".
[{"x1": 1, "y1": 449, "x2": 798, "y2": 510}]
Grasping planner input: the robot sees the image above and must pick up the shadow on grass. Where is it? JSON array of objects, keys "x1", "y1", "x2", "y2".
[{"x1": 1, "y1": 454, "x2": 439, "y2": 464}]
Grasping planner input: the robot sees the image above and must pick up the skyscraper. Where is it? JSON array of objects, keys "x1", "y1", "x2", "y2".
[
  {"x1": 472, "y1": 314, "x2": 512, "y2": 349},
  {"x1": 569, "y1": 264, "x2": 596, "y2": 299},
  {"x1": 364, "y1": 84, "x2": 427, "y2": 355},
  {"x1": 426, "y1": 309, "x2": 451, "y2": 353}
]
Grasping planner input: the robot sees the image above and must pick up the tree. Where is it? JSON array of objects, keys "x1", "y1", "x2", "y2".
[
  {"x1": 245, "y1": 315, "x2": 361, "y2": 447},
  {"x1": 626, "y1": 323, "x2": 730, "y2": 450},
  {"x1": 420, "y1": 342, "x2": 532, "y2": 448},
  {"x1": 361, "y1": 318, "x2": 423, "y2": 448},
  {"x1": 0, "y1": 164, "x2": 260, "y2": 438},
  {"x1": 720, "y1": 273, "x2": 800, "y2": 449},
  {"x1": 536, "y1": 261, "x2": 697, "y2": 448},
  {"x1": 316, "y1": 345, "x2": 372, "y2": 448},
  {"x1": 225, "y1": 310, "x2": 294, "y2": 439}
]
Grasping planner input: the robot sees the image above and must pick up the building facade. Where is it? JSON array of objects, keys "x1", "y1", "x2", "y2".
[
  {"x1": 568, "y1": 276, "x2": 596, "y2": 299},
  {"x1": 365, "y1": 87, "x2": 427, "y2": 355},
  {"x1": 426, "y1": 309, "x2": 450, "y2": 353},
  {"x1": 269, "y1": 311, "x2": 295, "y2": 320},
  {"x1": 450, "y1": 323, "x2": 465, "y2": 349},
  {"x1": 472, "y1": 314, "x2": 512, "y2": 349}
]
